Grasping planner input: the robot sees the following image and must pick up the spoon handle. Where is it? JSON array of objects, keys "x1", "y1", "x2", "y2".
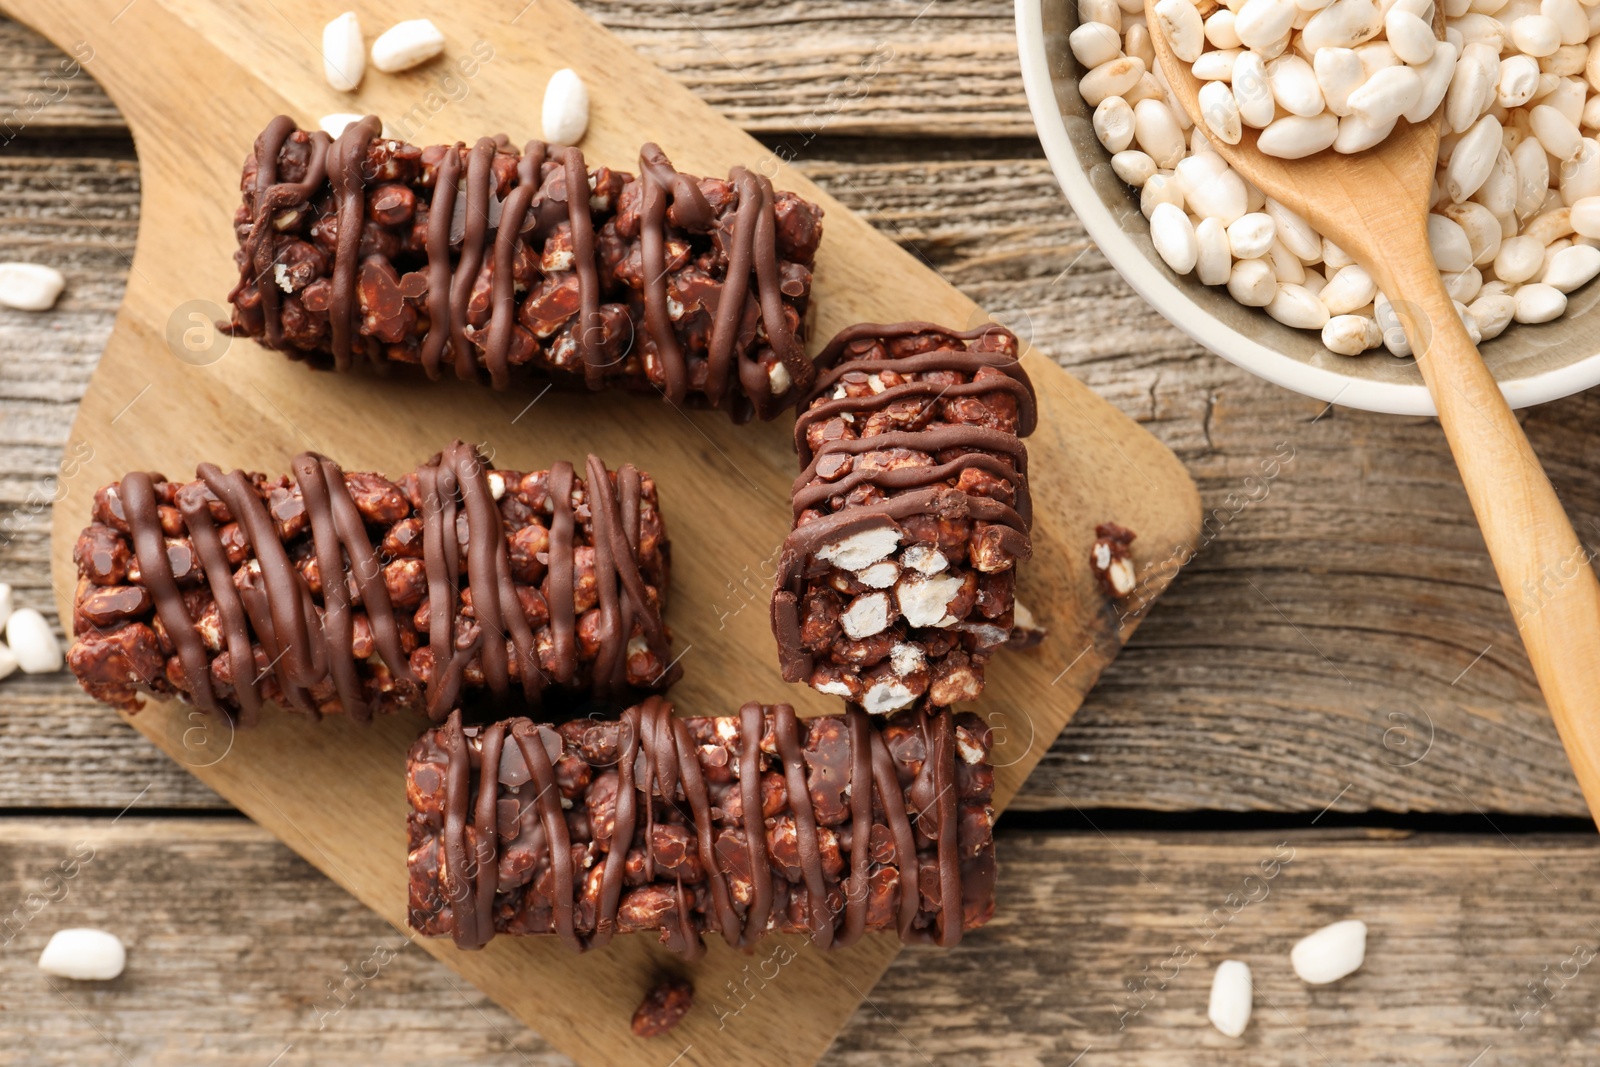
[{"x1": 1377, "y1": 242, "x2": 1600, "y2": 825}]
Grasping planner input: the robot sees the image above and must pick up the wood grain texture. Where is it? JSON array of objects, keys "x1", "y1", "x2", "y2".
[
  {"x1": 0, "y1": 1, "x2": 1030, "y2": 139},
  {"x1": 3, "y1": 145, "x2": 1590, "y2": 818},
  {"x1": 7, "y1": 818, "x2": 1600, "y2": 1065},
  {"x1": 3, "y1": 0, "x2": 1198, "y2": 1064}
]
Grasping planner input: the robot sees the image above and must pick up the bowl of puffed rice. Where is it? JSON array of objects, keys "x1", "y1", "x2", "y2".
[{"x1": 1017, "y1": 0, "x2": 1600, "y2": 414}]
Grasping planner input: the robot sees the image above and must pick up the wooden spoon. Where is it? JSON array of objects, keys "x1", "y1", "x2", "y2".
[{"x1": 1145, "y1": 14, "x2": 1600, "y2": 824}]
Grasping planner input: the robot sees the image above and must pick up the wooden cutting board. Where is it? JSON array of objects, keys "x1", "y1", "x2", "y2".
[{"x1": 26, "y1": 0, "x2": 1201, "y2": 1062}]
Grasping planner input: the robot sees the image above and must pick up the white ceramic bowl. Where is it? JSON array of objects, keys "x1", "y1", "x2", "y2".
[{"x1": 1015, "y1": 0, "x2": 1600, "y2": 414}]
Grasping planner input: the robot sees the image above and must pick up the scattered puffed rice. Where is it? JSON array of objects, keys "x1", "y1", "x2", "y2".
[
  {"x1": 0, "y1": 262, "x2": 66, "y2": 311},
  {"x1": 319, "y1": 113, "x2": 366, "y2": 138},
  {"x1": 542, "y1": 68, "x2": 591, "y2": 145},
  {"x1": 1291, "y1": 919, "x2": 1368, "y2": 984},
  {"x1": 38, "y1": 929, "x2": 126, "y2": 981},
  {"x1": 322, "y1": 11, "x2": 365, "y2": 92},
  {"x1": 6, "y1": 607, "x2": 63, "y2": 674},
  {"x1": 319, "y1": 114, "x2": 394, "y2": 140},
  {"x1": 370, "y1": 19, "x2": 444, "y2": 73},
  {"x1": 1208, "y1": 959, "x2": 1253, "y2": 1037}
]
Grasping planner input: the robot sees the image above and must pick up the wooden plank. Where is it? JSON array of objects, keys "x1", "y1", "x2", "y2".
[
  {"x1": 2, "y1": 150, "x2": 1589, "y2": 817},
  {"x1": 5, "y1": 818, "x2": 1599, "y2": 1063},
  {"x1": 7, "y1": 0, "x2": 1197, "y2": 1063},
  {"x1": 849, "y1": 826, "x2": 1600, "y2": 1063},
  {"x1": 0, "y1": 21, "x2": 124, "y2": 138},
  {"x1": 0, "y1": 2, "x2": 1029, "y2": 140},
  {"x1": 590, "y1": 0, "x2": 1031, "y2": 137}
]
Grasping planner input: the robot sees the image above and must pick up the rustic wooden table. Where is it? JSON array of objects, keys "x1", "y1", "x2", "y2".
[{"x1": 5, "y1": 3, "x2": 1600, "y2": 1063}]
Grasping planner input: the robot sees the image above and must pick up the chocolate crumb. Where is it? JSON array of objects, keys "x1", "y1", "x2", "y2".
[
  {"x1": 632, "y1": 976, "x2": 694, "y2": 1038},
  {"x1": 1091, "y1": 522, "x2": 1137, "y2": 598}
]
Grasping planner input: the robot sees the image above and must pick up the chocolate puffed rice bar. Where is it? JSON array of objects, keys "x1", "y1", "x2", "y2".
[
  {"x1": 406, "y1": 698, "x2": 997, "y2": 955},
  {"x1": 67, "y1": 442, "x2": 677, "y2": 724},
  {"x1": 227, "y1": 116, "x2": 823, "y2": 423},
  {"x1": 772, "y1": 322, "x2": 1037, "y2": 712}
]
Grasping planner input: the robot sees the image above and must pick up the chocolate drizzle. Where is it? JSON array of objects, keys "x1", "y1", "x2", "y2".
[
  {"x1": 783, "y1": 318, "x2": 1036, "y2": 592},
  {"x1": 794, "y1": 320, "x2": 1037, "y2": 465},
  {"x1": 69, "y1": 445, "x2": 678, "y2": 721},
  {"x1": 243, "y1": 116, "x2": 332, "y2": 352},
  {"x1": 408, "y1": 701, "x2": 997, "y2": 954},
  {"x1": 326, "y1": 115, "x2": 381, "y2": 370},
  {"x1": 230, "y1": 117, "x2": 820, "y2": 421}
]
